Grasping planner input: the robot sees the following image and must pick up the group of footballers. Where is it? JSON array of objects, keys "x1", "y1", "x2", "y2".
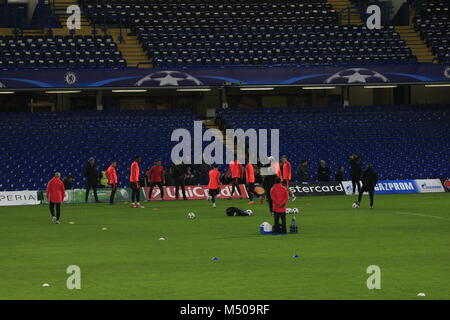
[{"x1": 45, "y1": 153, "x2": 376, "y2": 233}]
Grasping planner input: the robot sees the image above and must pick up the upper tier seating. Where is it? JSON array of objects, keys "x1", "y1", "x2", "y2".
[
  {"x1": 413, "y1": 0, "x2": 450, "y2": 63},
  {"x1": 78, "y1": 0, "x2": 416, "y2": 68},
  {"x1": 0, "y1": 35, "x2": 126, "y2": 70},
  {"x1": 0, "y1": 110, "x2": 198, "y2": 191},
  {"x1": 217, "y1": 104, "x2": 450, "y2": 181}
]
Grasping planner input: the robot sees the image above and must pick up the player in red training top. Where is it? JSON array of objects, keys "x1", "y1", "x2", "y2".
[
  {"x1": 106, "y1": 161, "x2": 118, "y2": 205},
  {"x1": 207, "y1": 164, "x2": 221, "y2": 208},
  {"x1": 130, "y1": 156, "x2": 144, "y2": 208},
  {"x1": 245, "y1": 160, "x2": 260, "y2": 205},
  {"x1": 281, "y1": 155, "x2": 296, "y2": 201},
  {"x1": 147, "y1": 160, "x2": 165, "y2": 200},
  {"x1": 226, "y1": 159, "x2": 244, "y2": 199}
]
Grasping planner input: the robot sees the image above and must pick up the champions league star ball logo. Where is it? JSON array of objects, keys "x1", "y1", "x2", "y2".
[
  {"x1": 64, "y1": 72, "x2": 78, "y2": 85},
  {"x1": 444, "y1": 66, "x2": 450, "y2": 79},
  {"x1": 135, "y1": 71, "x2": 203, "y2": 87},
  {"x1": 324, "y1": 68, "x2": 389, "y2": 84}
]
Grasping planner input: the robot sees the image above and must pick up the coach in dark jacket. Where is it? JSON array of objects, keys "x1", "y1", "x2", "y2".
[
  {"x1": 357, "y1": 164, "x2": 378, "y2": 209},
  {"x1": 297, "y1": 160, "x2": 309, "y2": 182},
  {"x1": 317, "y1": 160, "x2": 330, "y2": 182},
  {"x1": 84, "y1": 157, "x2": 100, "y2": 203}
]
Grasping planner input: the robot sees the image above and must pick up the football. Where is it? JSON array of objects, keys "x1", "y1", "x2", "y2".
[
  {"x1": 292, "y1": 208, "x2": 299, "y2": 214},
  {"x1": 187, "y1": 212, "x2": 196, "y2": 219},
  {"x1": 286, "y1": 208, "x2": 293, "y2": 214},
  {"x1": 245, "y1": 209, "x2": 253, "y2": 215},
  {"x1": 352, "y1": 202, "x2": 360, "y2": 209}
]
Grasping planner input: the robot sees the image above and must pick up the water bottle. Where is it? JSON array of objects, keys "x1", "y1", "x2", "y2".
[{"x1": 290, "y1": 216, "x2": 298, "y2": 233}]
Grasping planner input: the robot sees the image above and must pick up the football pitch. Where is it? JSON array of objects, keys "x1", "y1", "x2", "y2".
[{"x1": 0, "y1": 194, "x2": 449, "y2": 300}]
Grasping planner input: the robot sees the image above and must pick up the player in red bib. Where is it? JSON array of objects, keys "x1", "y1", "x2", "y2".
[
  {"x1": 106, "y1": 161, "x2": 118, "y2": 205},
  {"x1": 226, "y1": 159, "x2": 243, "y2": 199},
  {"x1": 147, "y1": 160, "x2": 165, "y2": 200},
  {"x1": 207, "y1": 164, "x2": 221, "y2": 208},
  {"x1": 130, "y1": 156, "x2": 144, "y2": 208}
]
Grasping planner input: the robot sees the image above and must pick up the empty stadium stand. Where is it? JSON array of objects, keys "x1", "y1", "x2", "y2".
[
  {"x1": 412, "y1": 0, "x2": 450, "y2": 63},
  {"x1": 217, "y1": 105, "x2": 450, "y2": 181},
  {"x1": 78, "y1": 0, "x2": 416, "y2": 67},
  {"x1": 0, "y1": 35, "x2": 126, "y2": 69},
  {"x1": 0, "y1": 110, "x2": 198, "y2": 191}
]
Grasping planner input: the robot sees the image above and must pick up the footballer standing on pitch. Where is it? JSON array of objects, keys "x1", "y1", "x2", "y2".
[
  {"x1": 245, "y1": 160, "x2": 259, "y2": 205},
  {"x1": 270, "y1": 177, "x2": 289, "y2": 234},
  {"x1": 281, "y1": 155, "x2": 295, "y2": 200},
  {"x1": 147, "y1": 160, "x2": 165, "y2": 200},
  {"x1": 349, "y1": 154, "x2": 362, "y2": 194},
  {"x1": 227, "y1": 158, "x2": 243, "y2": 199},
  {"x1": 46, "y1": 172, "x2": 65, "y2": 224},
  {"x1": 106, "y1": 161, "x2": 118, "y2": 205},
  {"x1": 84, "y1": 157, "x2": 100, "y2": 203},
  {"x1": 356, "y1": 163, "x2": 378, "y2": 209},
  {"x1": 130, "y1": 156, "x2": 144, "y2": 208},
  {"x1": 173, "y1": 160, "x2": 188, "y2": 200},
  {"x1": 207, "y1": 164, "x2": 221, "y2": 208}
]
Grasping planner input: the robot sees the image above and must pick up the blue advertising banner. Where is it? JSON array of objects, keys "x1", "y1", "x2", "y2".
[
  {"x1": 342, "y1": 180, "x2": 419, "y2": 194},
  {"x1": 0, "y1": 63, "x2": 449, "y2": 89}
]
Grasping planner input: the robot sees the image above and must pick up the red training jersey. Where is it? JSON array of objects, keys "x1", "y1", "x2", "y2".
[
  {"x1": 227, "y1": 160, "x2": 243, "y2": 178},
  {"x1": 46, "y1": 177, "x2": 65, "y2": 203},
  {"x1": 282, "y1": 161, "x2": 292, "y2": 181},
  {"x1": 208, "y1": 169, "x2": 221, "y2": 190},
  {"x1": 245, "y1": 163, "x2": 255, "y2": 183},
  {"x1": 270, "y1": 183, "x2": 289, "y2": 213},
  {"x1": 147, "y1": 165, "x2": 165, "y2": 183},
  {"x1": 106, "y1": 165, "x2": 118, "y2": 184},
  {"x1": 130, "y1": 161, "x2": 140, "y2": 182}
]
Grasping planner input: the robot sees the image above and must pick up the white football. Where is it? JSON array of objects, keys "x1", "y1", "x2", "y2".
[
  {"x1": 292, "y1": 208, "x2": 299, "y2": 214},
  {"x1": 286, "y1": 208, "x2": 293, "y2": 214},
  {"x1": 352, "y1": 202, "x2": 360, "y2": 209},
  {"x1": 245, "y1": 209, "x2": 253, "y2": 215},
  {"x1": 187, "y1": 212, "x2": 196, "y2": 219}
]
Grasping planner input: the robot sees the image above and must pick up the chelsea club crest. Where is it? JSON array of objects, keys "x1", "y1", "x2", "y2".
[{"x1": 64, "y1": 72, "x2": 78, "y2": 85}]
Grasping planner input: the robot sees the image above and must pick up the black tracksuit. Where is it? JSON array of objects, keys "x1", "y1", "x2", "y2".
[
  {"x1": 358, "y1": 167, "x2": 378, "y2": 207},
  {"x1": 84, "y1": 164, "x2": 99, "y2": 202},
  {"x1": 263, "y1": 174, "x2": 277, "y2": 213},
  {"x1": 173, "y1": 164, "x2": 188, "y2": 200},
  {"x1": 350, "y1": 156, "x2": 362, "y2": 193}
]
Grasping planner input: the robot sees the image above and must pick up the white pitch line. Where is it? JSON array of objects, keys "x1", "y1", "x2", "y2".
[{"x1": 393, "y1": 211, "x2": 450, "y2": 222}]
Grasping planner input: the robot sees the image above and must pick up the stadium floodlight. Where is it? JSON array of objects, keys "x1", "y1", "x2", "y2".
[
  {"x1": 0, "y1": 91, "x2": 15, "y2": 94},
  {"x1": 239, "y1": 87, "x2": 275, "y2": 91},
  {"x1": 45, "y1": 90, "x2": 81, "y2": 94},
  {"x1": 363, "y1": 85, "x2": 398, "y2": 89},
  {"x1": 111, "y1": 89, "x2": 148, "y2": 93},
  {"x1": 176, "y1": 88, "x2": 212, "y2": 92},
  {"x1": 425, "y1": 84, "x2": 450, "y2": 88},
  {"x1": 302, "y1": 86, "x2": 336, "y2": 90}
]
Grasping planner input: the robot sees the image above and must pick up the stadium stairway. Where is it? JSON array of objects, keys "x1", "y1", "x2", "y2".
[
  {"x1": 395, "y1": 25, "x2": 437, "y2": 63},
  {"x1": 108, "y1": 29, "x2": 152, "y2": 68},
  {"x1": 0, "y1": 28, "x2": 13, "y2": 36},
  {"x1": 328, "y1": 0, "x2": 362, "y2": 25},
  {"x1": 203, "y1": 119, "x2": 234, "y2": 156}
]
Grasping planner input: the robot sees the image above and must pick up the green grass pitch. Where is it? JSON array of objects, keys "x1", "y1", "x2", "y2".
[{"x1": 0, "y1": 193, "x2": 449, "y2": 300}]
